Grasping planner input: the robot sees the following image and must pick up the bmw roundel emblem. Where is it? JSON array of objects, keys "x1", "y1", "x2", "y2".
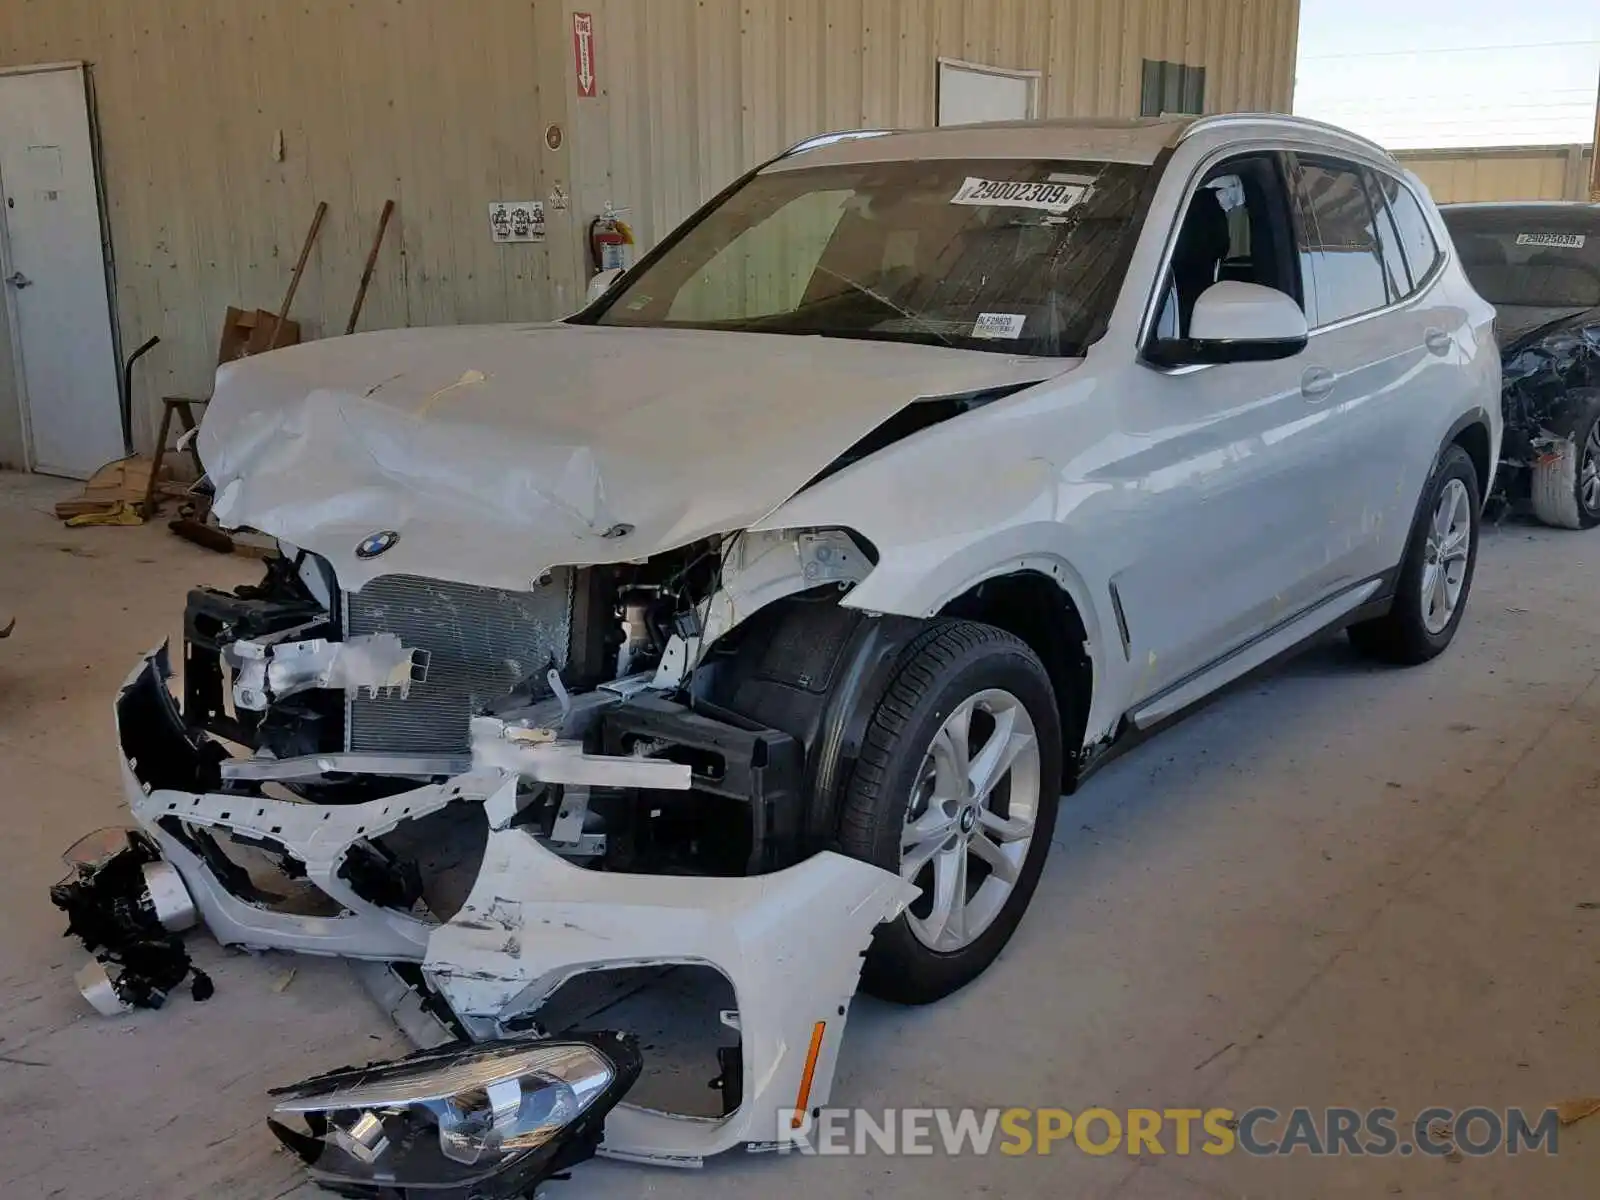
[{"x1": 355, "y1": 530, "x2": 400, "y2": 559}]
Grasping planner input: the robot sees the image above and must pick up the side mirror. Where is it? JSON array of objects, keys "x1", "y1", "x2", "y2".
[
  {"x1": 1146, "y1": 281, "x2": 1309, "y2": 368},
  {"x1": 585, "y1": 267, "x2": 624, "y2": 305}
]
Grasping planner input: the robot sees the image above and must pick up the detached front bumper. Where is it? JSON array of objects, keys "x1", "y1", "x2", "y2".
[{"x1": 116, "y1": 647, "x2": 914, "y2": 1162}]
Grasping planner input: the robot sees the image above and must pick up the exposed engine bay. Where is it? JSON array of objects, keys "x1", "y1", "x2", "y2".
[
  {"x1": 1497, "y1": 316, "x2": 1600, "y2": 498},
  {"x1": 106, "y1": 526, "x2": 920, "y2": 1189},
  {"x1": 172, "y1": 527, "x2": 891, "y2": 878}
]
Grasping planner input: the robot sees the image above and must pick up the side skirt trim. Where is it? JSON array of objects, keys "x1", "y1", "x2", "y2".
[
  {"x1": 1128, "y1": 577, "x2": 1384, "y2": 730},
  {"x1": 1075, "y1": 570, "x2": 1396, "y2": 787}
]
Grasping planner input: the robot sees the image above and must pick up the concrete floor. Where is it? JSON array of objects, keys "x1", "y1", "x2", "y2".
[{"x1": 1, "y1": 467, "x2": 1596, "y2": 1199}]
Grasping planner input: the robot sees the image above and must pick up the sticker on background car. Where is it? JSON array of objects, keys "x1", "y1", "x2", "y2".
[{"x1": 1515, "y1": 232, "x2": 1585, "y2": 248}]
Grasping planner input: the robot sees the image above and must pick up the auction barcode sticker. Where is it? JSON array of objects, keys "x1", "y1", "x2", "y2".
[
  {"x1": 972, "y1": 312, "x2": 1027, "y2": 339},
  {"x1": 951, "y1": 177, "x2": 1088, "y2": 213},
  {"x1": 1516, "y1": 232, "x2": 1585, "y2": 248}
]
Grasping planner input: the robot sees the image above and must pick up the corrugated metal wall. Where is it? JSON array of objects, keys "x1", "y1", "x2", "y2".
[
  {"x1": 1396, "y1": 144, "x2": 1595, "y2": 205},
  {"x1": 566, "y1": 0, "x2": 1300, "y2": 250},
  {"x1": 0, "y1": 0, "x2": 1298, "y2": 461}
]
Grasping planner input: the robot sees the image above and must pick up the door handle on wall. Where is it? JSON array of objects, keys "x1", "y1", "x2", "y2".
[
  {"x1": 4, "y1": 271, "x2": 30, "y2": 288},
  {"x1": 1301, "y1": 366, "x2": 1336, "y2": 400},
  {"x1": 1424, "y1": 328, "x2": 1452, "y2": 356}
]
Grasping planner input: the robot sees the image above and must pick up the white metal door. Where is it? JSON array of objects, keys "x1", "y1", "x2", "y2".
[
  {"x1": 0, "y1": 64, "x2": 122, "y2": 478},
  {"x1": 936, "y1": 59, "x2": 1039, "y2": 126}
]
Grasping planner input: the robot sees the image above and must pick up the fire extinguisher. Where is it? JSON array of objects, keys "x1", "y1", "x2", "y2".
[{"x1": 588, "y1": 203, "x2": 635, "y2": 275}]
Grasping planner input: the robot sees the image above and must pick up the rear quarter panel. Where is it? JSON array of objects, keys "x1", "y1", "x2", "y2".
[{"x1": 1420, "y1": 183, "x2": 1504, "y2": 497}]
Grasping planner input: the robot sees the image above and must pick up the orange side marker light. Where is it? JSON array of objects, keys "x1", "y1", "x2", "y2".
[{"x1": 791, "y1": 1020, "x2": 827, "y2": 1129}]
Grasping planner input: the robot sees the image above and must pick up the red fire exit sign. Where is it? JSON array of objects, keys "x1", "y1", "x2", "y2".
[{"x1": 573, "y1": 12, "x2": 598, "y2": 98}]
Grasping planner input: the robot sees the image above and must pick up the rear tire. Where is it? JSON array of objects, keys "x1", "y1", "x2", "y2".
[
  {"x1": 838, "y1": 621, "x2": 1062, "y2": 1005},
  {"x1": 1348, "y1": 443, "x2": 1480, "y2": 665},
  {"x1": 1529, "y1": 390, "x2": 1600, "y2": 530}
]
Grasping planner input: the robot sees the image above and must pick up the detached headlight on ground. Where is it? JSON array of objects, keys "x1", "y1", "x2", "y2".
[{"x1": 268, "y1": 1033, "x2": 641, "y2": 1197}]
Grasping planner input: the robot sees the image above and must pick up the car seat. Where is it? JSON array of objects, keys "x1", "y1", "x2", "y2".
[{"x1": 1171, "y1": 188, "x2": 1232, "y2": 333}]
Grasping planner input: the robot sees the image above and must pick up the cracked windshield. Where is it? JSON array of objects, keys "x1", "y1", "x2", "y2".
[{"x1": 592, "y1": 157, "x2": 1151, "y2": 357}]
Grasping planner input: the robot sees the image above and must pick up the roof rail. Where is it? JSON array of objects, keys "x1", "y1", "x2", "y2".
[
  {"x1": 778, "y1": 129, "x2": 896, "y2": 159},
  {"x1": 1179, "y1": 112, "x2": 1393, "y2": 160}
]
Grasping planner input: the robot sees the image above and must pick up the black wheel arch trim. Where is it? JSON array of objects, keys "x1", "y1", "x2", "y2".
[
  {"x1": 1376, "y1": 413, "x2": 1487, "y2": 618},
  {"x1": 1435, "y1": 407, "x2": 1495, "y2": 503}
]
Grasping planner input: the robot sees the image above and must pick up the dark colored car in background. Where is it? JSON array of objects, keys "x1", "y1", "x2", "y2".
[{"x1": 1441, "y1": 202, "x2": 1600, "y2": 529}]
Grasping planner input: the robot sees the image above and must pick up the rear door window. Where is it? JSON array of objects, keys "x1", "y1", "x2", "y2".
[
  {"x1": 1292, "y1": 157, "x2": 1391, "y2": 326},
  {"x1": 1364, "y1": 170, "x2": 1413, "y2": 301},
  {"x1": 1373, "y1": 174, "x2": 1443, "y2": 289}
]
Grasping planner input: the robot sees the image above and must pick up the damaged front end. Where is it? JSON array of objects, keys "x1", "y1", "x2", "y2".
[
  {"x1": 1497, "y1": 313, "x2": 1600, "y2": 500},
  {"x1": 112, "y1": 528, "x2": 919, "y2": 1173}
]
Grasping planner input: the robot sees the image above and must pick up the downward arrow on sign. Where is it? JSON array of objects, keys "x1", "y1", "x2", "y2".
[{"x1": 573, "y1": 12, "x2": 597, "y2": 98}]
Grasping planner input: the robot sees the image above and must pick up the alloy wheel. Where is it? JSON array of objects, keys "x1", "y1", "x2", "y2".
[
  {"x1": 1580, "y1": 421, "x2": 1600, "y2": 515},
  {"x1": 900, "y1": 688, "x2": 1041, "y2": 952},
  {"x1": 1420, "y1": 477, "x2": 1471, "y2": 635}
]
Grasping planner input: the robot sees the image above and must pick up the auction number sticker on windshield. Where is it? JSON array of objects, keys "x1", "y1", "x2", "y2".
[
  {"x1": 951, "y1": 177, "x2": 1088, "y2": 213},
  {"x1": 972, "y1": 312, "x2": 1027, "y2": 339},
  {"x1": 1515, "y1": 232, "x2": 1585, "y2": 248}
]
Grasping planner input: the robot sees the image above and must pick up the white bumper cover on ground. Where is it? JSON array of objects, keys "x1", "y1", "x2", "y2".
[{"x1": 117, "y1": 648, "x2": 915, "y2": 1163}]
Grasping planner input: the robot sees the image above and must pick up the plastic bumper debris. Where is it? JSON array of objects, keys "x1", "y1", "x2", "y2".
[
  {"x1": 113, "y1": 646, "x2": 916, "y2": 1164},
  {"x1": 49, "y1": 827, "x2": 211, "y2": 1013}
]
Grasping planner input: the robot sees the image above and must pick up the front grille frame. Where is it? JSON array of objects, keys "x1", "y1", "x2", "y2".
[{"x1": 342, "y1": 572, "x2": 576, "y2": 756}]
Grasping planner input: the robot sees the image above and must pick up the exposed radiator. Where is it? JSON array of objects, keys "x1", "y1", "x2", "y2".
[{"x1": 343, "y1": 572, "x2": 574, "y2": 755}]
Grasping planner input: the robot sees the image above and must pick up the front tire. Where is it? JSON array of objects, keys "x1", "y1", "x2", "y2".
[
  {"x1": 1529, "y1": 390, "x2": 1600, "y2": 530},
  {"x1": 837, "y1": 621, "x2": 1062, "y2": 1005},
  {"x1": 1348, "y1": 443, "x2": 1480, "y2": 665}
]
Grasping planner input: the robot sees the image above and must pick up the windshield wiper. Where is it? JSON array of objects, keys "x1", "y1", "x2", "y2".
[{"x1": 811, "y1": 265, "x2": 955, "y2": 347}]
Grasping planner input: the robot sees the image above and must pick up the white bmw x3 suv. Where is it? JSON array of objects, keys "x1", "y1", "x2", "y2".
[{"x1": 101, "y1": 114, "x2": 1499, "y2": 1176}]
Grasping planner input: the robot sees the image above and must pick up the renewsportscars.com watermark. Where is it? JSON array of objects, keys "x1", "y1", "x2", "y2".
[{"x1": 780, "y1": 1106, "x2": 1563, "y2": 1157}]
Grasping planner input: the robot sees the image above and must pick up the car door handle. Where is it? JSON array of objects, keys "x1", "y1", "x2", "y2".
[
  {"x1": 1424, "y1": 328, "x2": 1452, "y2": 356},
  {"x1": 4, "y1": 271, "x2": 30, "y2": 289},
  {"x1": 1301, "y1": 366, "x2": 1336, "y2": 400}
]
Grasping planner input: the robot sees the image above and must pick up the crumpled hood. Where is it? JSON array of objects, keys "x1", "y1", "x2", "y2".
[
  {"x1": 1492, "y1": 304, "x2": 1596, "y2": 349},
  {"x1": 199, "y1": 323, "x2": 1059, "y2": 592}
]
